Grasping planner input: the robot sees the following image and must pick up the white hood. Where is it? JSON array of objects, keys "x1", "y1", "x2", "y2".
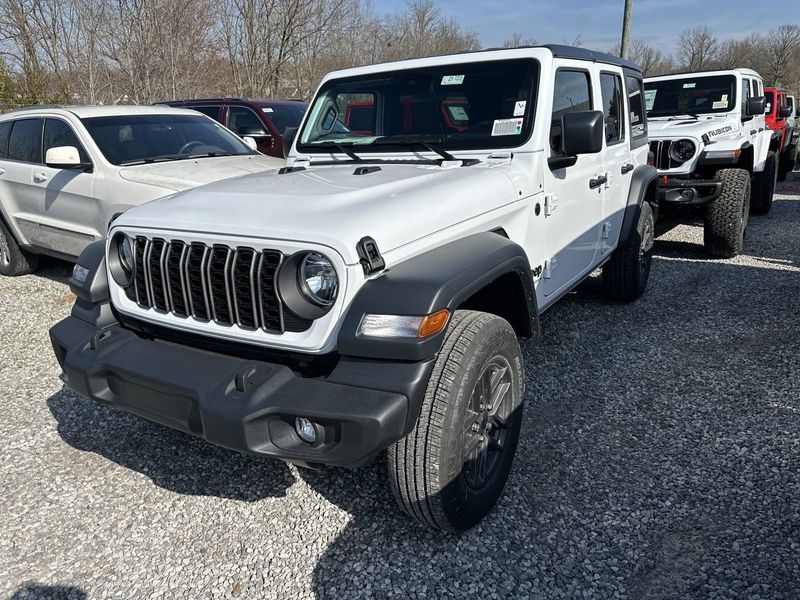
[
  {"x1": 647, "y1": 114, "x2": 741, "y2": 142},
  {"x1": 117, "y1": 154, "x2": 284, "y2": 191},
  {"x1": 114, "y1": 161, "x2": 518, "y2": 265}
]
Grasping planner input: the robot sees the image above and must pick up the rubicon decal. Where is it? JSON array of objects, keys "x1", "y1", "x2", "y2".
[{"x1": 707, "y1": 125, "x2": 734, "y2": 137}]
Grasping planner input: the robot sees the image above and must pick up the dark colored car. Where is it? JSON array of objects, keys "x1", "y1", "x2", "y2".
[{"x1": 160, "y1": 98, "x2": 308, "y2": 158}]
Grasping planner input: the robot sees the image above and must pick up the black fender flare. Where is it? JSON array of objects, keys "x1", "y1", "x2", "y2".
[
  {"x1": 619, "y1": 164, "x2": 657, "y2": 246},
  {"x1": 337, "y1": 232, "x2": 538, "y2": 361}
]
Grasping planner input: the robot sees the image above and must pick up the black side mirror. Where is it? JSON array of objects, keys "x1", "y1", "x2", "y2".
[
  {"x1": 778, "y1": 105, "x2": 792, "y2": 119},
  {"x1": 549, "y1": 110, "x2": 604, "y2": 169},
  {"x1": 238, "y1": 125, "x2": 271, "y2": 140},
  {"x1": 746, "y1": 97, "x2": 766, "y2": 117},
  {"x1": 282, "y1": 127, "x2": 298, "y2": 158}
]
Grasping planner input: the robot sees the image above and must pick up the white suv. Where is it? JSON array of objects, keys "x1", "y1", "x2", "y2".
[
  {"x1": 0, "y1": 105, "x2": 282, "y2": 276},
  {"x1": 51, "y1": 46, "x2": 658, "y2": 532}
]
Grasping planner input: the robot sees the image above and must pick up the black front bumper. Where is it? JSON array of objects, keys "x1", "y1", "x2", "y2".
[
  {"x1": 657, "y1": 177, "x2": 723, "y2": 205},
  {"x1": 50, "y1": 316, "x2": 425, "y2": 469}
]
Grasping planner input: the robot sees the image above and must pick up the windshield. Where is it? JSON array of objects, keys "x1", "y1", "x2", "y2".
[
  {"x1": 261, "y1": 102, "x2": 308, "y2": 134},
  {"x1": 81, "y1": 114, "x2": 256, "y2": 166},
  {"x1": 297, "y1": 59, "x2": 539, "y2": 153},
  {"x1": 645, "y1": 75, "x2": 737, "y2": 117}
]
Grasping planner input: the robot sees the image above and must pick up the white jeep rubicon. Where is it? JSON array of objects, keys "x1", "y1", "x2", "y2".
[
  {"x1": 51, "y1": 46, "x2": 658, "y2": 532},
  {"x1": 0, "y1": 105, "x2": 282, "y2": 275},
  {"x1": 644, "y1": 69, "x2": 776, "y2": 257}
]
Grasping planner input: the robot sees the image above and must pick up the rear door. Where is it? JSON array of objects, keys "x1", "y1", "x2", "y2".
[
  {"x1": 0, "y1": 118, "x2": 43, "y2": 247},
  {"x1": 187, "y1": 105, "x2": 223, "y2": 124}
]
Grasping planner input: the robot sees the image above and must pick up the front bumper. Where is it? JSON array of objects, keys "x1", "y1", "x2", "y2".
[
  {"x1": 50, "y1": 316, "x2": 415, "y2": 469},
  {"x1": 657, "y1": 177, "x2": 723, "y2": 205}
]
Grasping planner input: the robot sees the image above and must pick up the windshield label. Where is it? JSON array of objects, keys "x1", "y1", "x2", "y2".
[
  {"x1": 262, "y1": 107, "x2": 274, "y2": 113},
  {"x1": 683, "y1": 82, "x2": 697, "y2": 88},
  {"x1": 492, "y1": 118, "x2": 523, "y2": 136},
  {"x1": 448, "y1": 106, "x2": 469, "y2": 121},
  {"x1": 707, "y1": 124, "x2": 734, "y2": 137},
  {"x1": 644, "y1": 89, "x2": 657, "y2": 111},
  {"x1": 513, "y1": 101, "x2": 527, "y2": 116},
  {"x1": 441, "y1": 75, "x2": 465, "y2": 85}
]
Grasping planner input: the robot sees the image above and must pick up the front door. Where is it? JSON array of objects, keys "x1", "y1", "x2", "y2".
[{"x1": 226, "y1": 106, "x2": 277, "y2": 156}]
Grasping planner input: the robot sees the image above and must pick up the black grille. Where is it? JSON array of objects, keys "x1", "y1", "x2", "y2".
[
  {"x1": 121, "y1": 237, "x2": 305, "y2": 334},
  {"x1": 649, "y1": 139, "x2": 681, "y2": 170}
]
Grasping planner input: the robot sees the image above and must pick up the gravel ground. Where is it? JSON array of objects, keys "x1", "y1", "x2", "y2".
[{"x1": 1, "y1": 175, "x2": 799, "y2": 600}]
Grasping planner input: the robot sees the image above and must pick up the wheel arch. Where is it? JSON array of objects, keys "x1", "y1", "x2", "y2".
[{"x1": 619, "y1": 164, "x2": 658, "y2": 247}]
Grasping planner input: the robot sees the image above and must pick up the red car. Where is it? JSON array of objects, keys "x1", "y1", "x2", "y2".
[
  {"x1": 344, "y1": 96, "x2": 471, "y2": 136},
  {"x1": 764, "y1": 87, "x2": 799, "y2": 181},
  {"x1": 161, "y1": 97, "x2": 308, "y2": 158}
]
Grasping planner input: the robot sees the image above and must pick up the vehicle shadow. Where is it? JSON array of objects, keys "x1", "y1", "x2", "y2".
[
  {"x1": 46, "y1": 383, "x2": 295, "y2": 501},
  {"x1": 7, "y1": 581, "x2": 86, "y2": 600},
  {"x1": 30, "y1": 256, "x2": 73, "y2": 285}
]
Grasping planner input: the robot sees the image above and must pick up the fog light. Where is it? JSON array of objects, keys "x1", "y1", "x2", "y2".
[
  {"x1": 295, "y1": 417, "x2": 317, "y2": 444},
  {"x1": 681, "y1": 189, "x2": 695, "y2": 200}
]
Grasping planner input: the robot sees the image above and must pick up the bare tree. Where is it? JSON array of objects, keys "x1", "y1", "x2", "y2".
[
  {"x1": 676, "y1": 25, "x2": 718, "y2": 70},
  {"x1": 502, "y1": 33, "x2": 537, "y2": 48},
  {"x1": 760, "y1": 24, "x2": 800, "y2": 86}
]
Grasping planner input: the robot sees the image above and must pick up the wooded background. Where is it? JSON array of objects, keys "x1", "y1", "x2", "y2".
[{"x1": 0, "y1": 0, "x2": 798, "y2": 109}]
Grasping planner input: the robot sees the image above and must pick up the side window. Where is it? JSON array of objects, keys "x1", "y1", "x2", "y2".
[
  {"x1": 227, "y1": 107, "x2": 266, "y2": 135},
  {"x1": 43, "y1": 119, "x2": 90, "y2": 164},
  {"x1": 551, "y1": 69, "x2": 592, "y2": 153},
  {"x1": 0, "y1": 122, "x2": 12, "y2": 159},
  {"x1": 191, "y1": 106, "x2": 222, "y2": 122},
  {"x1": 625, "y1": 74, "x2": 647, "y2": 139},
  {"x1": 8, "y1": 118, "x2": 43, "y2": 163},
  {"x1": 600, "y1": 72, "x2": 624, "y2": 144},
  {"x1": 765, "y1": 91, "x2": 774, "y2": 115},
  {"x1": 741, "y1": 79, "x2": 751, "y2": 114}
]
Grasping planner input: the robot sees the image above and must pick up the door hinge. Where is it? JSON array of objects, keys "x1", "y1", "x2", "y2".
[
  {"x1": 601, "y1": 221, "x2": 611, "y2": 240},
  {"x1": 543, "y1": 258, "x2": 557, "y2": 279},
  {"x1": 544, "y1": 194, "x2": 558, "y2": 216}
]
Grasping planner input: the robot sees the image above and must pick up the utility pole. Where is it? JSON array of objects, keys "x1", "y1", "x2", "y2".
[{"x1": 620, "y1": 0, "x2": 633, "y2": 59}]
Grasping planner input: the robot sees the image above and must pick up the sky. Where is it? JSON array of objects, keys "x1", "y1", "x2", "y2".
[{"x1": 377, "y1": 0, "x2": 790, "y2": 53}]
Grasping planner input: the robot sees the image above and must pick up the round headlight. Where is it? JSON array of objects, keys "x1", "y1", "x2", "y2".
[
  {"x1": 298, "y1": 252, "x2": 338, "y2": 306},
  {"x1": 109, "y1": 233, "x2": 134, "y2": 287},
  {"x1": 119, "y1": 235, "x2": 134, "y2": 273},
  {"x1": 669, "y1": 139, "x2": 696, "y2": 163}
]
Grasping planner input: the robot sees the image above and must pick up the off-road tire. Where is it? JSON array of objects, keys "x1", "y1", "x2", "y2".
[
  {"x1": 750, "y1": 151, "x2": 777, "y2": 215},
  {"x1": 602, "y1": 201, "x2": 654, "y2": 302},
  {"x1": 388, "y1": 310, "x2": 524, "y2": 533},
  {"x1": 704, "y1": 168, "x2": 750, "y2": 258},
  {"x1": 0, "y1": 219, "x2": 38, "y2": 276}
]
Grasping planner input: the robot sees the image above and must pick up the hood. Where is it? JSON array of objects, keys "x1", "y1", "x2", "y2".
[
  {"x1": 648, "y1": 115, "x2": 740, "y2": 142},
  {"x1": 117, "y1": 154, "x2": 284, "y2": 191},
  {"x1": 115, "y1": 161, "x2": 518, "y2": 265}
]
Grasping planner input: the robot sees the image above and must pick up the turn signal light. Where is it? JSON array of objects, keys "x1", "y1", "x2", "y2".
[{"x1": 418, "y1": 309, "x2": 449, "y2": 338}]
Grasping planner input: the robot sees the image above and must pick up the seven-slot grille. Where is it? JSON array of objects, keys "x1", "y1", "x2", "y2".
[
  {"x1": 649, "y1": 139, "x2": 691, "y2": 170},
  {"x1": 122, "y1": 236, "x2": 310, "y2": 334}
]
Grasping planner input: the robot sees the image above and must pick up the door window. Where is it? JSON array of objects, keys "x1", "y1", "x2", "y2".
[
  {"x1": 600, "y1": 72, "x2": 624, "y2": 144},
  {"x1": 551, "y1": 69, "x2": 592, "y2": 154},
  {"x1": 741, "y1": 79, "x2": 751, "y2": 113},
  {"x1": 43, "y1": 119, "x2": 90, "y2": 164},
  {"x1": 190, "y1": 106, "x2": 223, "y2": 122},
  {"x1": 8, "y1": 118, "x2": 43, "y2": 163},
  {"x1": 625, "y1": 74, "x2": 647, "y2": 139},
  {"x1": 0, "y1": 122, "x2": 11, "y2": 158},
  {"x1": 227, "y1": 107, "x2": 267, "y2": 135}
]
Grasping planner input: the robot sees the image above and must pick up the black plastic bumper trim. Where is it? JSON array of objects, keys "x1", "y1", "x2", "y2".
[{"x1": 657, "y1": 178, "x2": 723, "y2": 205}]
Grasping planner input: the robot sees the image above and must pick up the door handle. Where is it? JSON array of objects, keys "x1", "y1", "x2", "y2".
[
  {"x1": 621, "y1": 163, "x2": 634, "y2": 174},
  {"x1": 589, "y1": 175, "x2": 608, "y2": 190},
  {"x1": 33, "y1": 173, "x2": 48, "y2": 183}
]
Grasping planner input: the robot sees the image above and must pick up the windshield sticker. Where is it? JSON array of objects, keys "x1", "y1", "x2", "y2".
[
  {"x1": 644, "y1": 89, "x2": 657, "y2": 111},
  {"x1": 447, "y1": 105, "x2": 469, "y2": 121},
  {"x1": 262, "y1": 107, "x2": 274, "y2": 113},
  {"x1": 492, "y1": 118, "x2": 523, "y2": 136},
  {"x1": 707, "y1": 124, "x2": 734, "y2": 137},
  {"x1": 513, "y1": 100, "x2": 527, "y2": 116},
  {"x1": 441, "y1": 75, "x2": 465, "y2": 86},
  {"x1": 683, "y1": 82, "x2": 697, "y2": 89}
]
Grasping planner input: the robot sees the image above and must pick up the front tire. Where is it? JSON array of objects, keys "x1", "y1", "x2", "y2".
[
  {"x1": 704, "y1": 168, "x2": 750, "y2": 258},
  {"x1": 388, "y1": 310, "x2": 524, "y2": 533},
  {"x1": 0, "y1": 219, "x2": 38, "y2": 276},
  {"x1": 602, "y1": 201, "x2": 654, "y2": 302},
  {"x1": 750, "y1": 151, "x2": 777, "y2": 215}
]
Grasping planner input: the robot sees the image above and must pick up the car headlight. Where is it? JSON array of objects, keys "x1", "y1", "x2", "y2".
[
  {"x1": 669, "y1": 139, "x2": 696, "y2": 163},
  {"x1": 298, "y1": 252, "x2": 338, "y2": 306},
  {"x1": 109, "y1": 233, "x2": 134, "y2": 287}
]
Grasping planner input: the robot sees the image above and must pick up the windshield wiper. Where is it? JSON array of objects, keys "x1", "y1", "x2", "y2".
[
  {"x1": 120, "y1": 151, "x2": 239, "y2": 166},
  {"x1": 311, "y1": 142, "x2": 364, "y2": 162},
  {"x1": 371, "y1": 136, "x2": 479, "y2": 166}
]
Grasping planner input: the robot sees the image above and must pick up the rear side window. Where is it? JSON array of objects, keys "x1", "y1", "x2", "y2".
[
  {"x1": 625, "y1": 75, "x2": 647, "y2": 139},
  {"x1": 8, "y1": 118, "x2": 43, "y2": 163},
  {"x1": 551, "y1": 69, "x2": 592, "y2": 153},
  {"x1": 43, "y1": 119, "x2": 90, "y2": 164},
  {"x1": 0, "y1": 122, "x2": 11, "y2": 158},
  {"x1": 190, "y1": 106, "x2": 222, "y2": 122},
  {"x1": 600, "y1": 72, "x2": 624, "y2": 144}
]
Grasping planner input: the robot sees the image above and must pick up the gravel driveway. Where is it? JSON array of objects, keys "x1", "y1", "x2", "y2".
[{"x1": 1, "y1": 176, "x2": 799, "y2": 600}]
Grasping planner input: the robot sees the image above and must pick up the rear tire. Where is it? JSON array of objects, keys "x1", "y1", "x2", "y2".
[
  {"x1": 602, "y1": 201, "x2": 654, "y2": 302},
  {"x1": 388, "y1": 310, "x2": 524, "y2": 533},
  {"x1": 704, "y1": 168, "x2": 750, "y2": 258},
  {"x1": 750, "y1": 151, "x2": 777, "y2": 215},
  {"x1": 0, "y1": 219, "x2": 38, "y2": 276}
]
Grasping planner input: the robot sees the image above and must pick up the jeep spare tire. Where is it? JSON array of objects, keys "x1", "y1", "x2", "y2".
[
  {"x1": 388, "y1": 310, "x2": 524, "y2": 532},
  {"x1": 704, "y1": 168, "x2": 750, "y2": 258}
]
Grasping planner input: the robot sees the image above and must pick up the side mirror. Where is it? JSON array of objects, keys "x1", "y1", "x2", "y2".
[
  {"x1": 746, "y1": 96, "x2": 766, "y2": 116},
  {"x1": 778, "y1": 106, "x2": 792, "y2": 119},
  {"x1": 45, "y1": 146, "x2": 89, "y2": 170},
  {"x1": 282, "y1": 127, "x2": 298, "y2": 158},
  {"x1": 242, "y1": 136, "x2": 258, "y2": 151},
  {"x1": 549, "y1": 110, "x2": 604, "y2": 169},
  {"x1": 237, "y1": 125, "x2": 271, "y2": 141}
]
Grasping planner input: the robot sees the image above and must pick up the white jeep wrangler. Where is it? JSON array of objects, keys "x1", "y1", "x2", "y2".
[
  {"x1": 51, "y1": 46, "x2": 658, "y2": 532},
  {"x1": 644, "y1": 69, "x2": 776, "y2": 257}
]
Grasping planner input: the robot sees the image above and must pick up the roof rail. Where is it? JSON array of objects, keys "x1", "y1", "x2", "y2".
[
  {"x1": 7, "y1": 103, "x2": 65, "y2": 113},
  {"x1": 156, "y1": 96, "x2": 248, "y2": 104}
]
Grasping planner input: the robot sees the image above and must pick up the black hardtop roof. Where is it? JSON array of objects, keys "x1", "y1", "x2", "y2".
[
  {"x1": 159, "y1": 97, "x2": 307, "y2": 106},
  {"x1": 538, "y1": 44, "x2": 640, "y2": 71}
]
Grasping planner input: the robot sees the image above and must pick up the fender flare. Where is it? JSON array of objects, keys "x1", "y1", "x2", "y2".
[
  {"x1": 337, "y1": 232, "x2": 538, "y2": 361},
  {"x1": 619, "y1": 164, "x2": 657, "y2": 247}
]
